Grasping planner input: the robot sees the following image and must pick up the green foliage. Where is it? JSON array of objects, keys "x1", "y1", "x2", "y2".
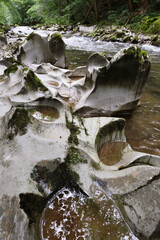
[
  {"x1": 146, "y1": 17, "x2": 160, "y2": 34},
  {"x1": 0, "y1": 0, "x2": 21, "y2": 24},
  {"x1": 0, "y1": 0, "x2": 159, "y2": 31}
]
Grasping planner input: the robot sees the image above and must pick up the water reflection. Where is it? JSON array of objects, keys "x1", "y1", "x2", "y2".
[
  {"x1": 41, "y1": 188, "x2": 136, "y2": 240},
  {"x1": 28, "y1": 106, "x2": 59, "y2": 122}
]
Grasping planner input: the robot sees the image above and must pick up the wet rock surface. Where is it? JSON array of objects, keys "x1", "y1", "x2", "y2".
[
  {"x1": 122, "y1": 176, "x2": 160, "y2": 239},
  {"x1": 0, "y1": 26, "x2": 160, "y2": 240},
  {"x1": 0, "y1": 195, "x2": 34, "y2": 240},
  {"x1": 77, "y1": 47, "x2": 150, "y2": 116}
]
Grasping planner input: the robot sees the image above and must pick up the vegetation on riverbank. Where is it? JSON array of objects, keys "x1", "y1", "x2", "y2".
[{"x1": 0, "y1": 0, "x2": 160, "y2": 35}]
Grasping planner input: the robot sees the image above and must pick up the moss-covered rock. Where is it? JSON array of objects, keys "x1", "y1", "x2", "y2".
[
  {"x1": 8, "y1": 108, "x2": 31, "y2": 140},
  {"x1": 131, "y1": 36, "x2": 138, "y2": 44},
  {"x1": 116, "y1": 31, "x2": 125, "y2": 38},
  {"x1": 65, "y1": 146, "x2": 87, "y2": 165},
  {"x1": 123, "y1": 36, "x2": 132, "y2": 43},
  {"x1": 65, "y1": 112, "x2": 80, "y2": 145},
  {"x1": 124, "y1": 46, "x2": 148, "y2": 62},
  {"x1": 24, "y1": 70, "x2": 48, "y2": 92},
  {"x1": 4, "y1": 64, "x2": 18, "y2": 76},
  {"x1": 50, "y1": 31, "x2": 62, "y2": 40},
  {"x1": 26, "y1": 32, "x2": 35, "y2": 41},
  {"x1": 110, "y1": 34, "x2": 117, "y2": 41},
  {"x1": 49, "y1": 31, "x2": 68, "y2": 68},
  {"x1": 31, "y1": 162, "x2": 82, "y2": 195}
]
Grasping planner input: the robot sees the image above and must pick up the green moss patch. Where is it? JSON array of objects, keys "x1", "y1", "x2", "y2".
[
  {"x1": 31, "y1": 162, "x2": 83, "y2": 196},
  {"x1": 24, "y1": 70, "x2": 48, "y2": 92},
  {"x1": 65, "y1": 112, "x2": 80, "y2": 145},
  {"x1": 124, "y1": 47, "x2": 148, "y2": 62},
  {"x1": 4, "y1": 64, "x2": 18, "y2": 76},
  {"x1": 8, "y1": 108, "x2": 31, "y2": 140},
  {"x1": 50, "y1": 31, "x2": 62, "y2": 40},
  {"x1": 22, "y1": 67, "x2": 28, "y2": 73},
  {"x1": 65, "y1": 146, "x2": 87, "y2": 165},
  {"x1": 26, "y1": 32, "x2": 35, "y2": 41},
  {"x1": 65, "y1": 107, "x2": 88, "y2": 165}
]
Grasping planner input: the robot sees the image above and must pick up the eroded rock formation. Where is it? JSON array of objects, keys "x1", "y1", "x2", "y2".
[
  {"x1": 18, "y1": 31, "x2": 68, "y2": 68},
  {"x1": 0, "y1": 27, "x2": 160, "y2": 240}
]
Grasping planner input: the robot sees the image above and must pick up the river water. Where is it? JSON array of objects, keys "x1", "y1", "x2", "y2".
[{"x1": 63, "y1": 35, "x2": 160, "y2": 156}]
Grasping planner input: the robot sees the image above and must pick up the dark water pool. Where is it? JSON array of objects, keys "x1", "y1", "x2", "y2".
[{"x1": 41, "y1": 187, "x2": 136, "y2": 240}]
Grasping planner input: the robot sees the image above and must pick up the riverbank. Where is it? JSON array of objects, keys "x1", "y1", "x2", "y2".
[
  {"x1": 1, "y1": 17, "x2": 160, "y2": 47},
  {"x1": 31, "y1": 21, "x2": 160, "y2": 47}
]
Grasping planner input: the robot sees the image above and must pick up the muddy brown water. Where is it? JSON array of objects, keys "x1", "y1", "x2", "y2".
[
  {"x1": 41, "y1": 187, "x2": 136, "y2": 240},
  {"x1": 28, "y1": 106, "x2": 59, "y2": 122},
  {"x1": 98, "y1": 141, "x2": 127, "y2": 166}
]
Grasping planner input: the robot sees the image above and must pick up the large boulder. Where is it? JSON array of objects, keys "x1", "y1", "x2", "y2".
[
  {"x1": 76, "y1": 46, "x2": 151, "y2": 116},
  {"x1": 18, "y1": 32, "x2": 68, "y2": 68}
]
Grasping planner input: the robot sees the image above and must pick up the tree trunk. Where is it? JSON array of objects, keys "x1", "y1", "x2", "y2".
[
  {"x1": 94, "y1": 0, "x2": 98, "y2": 20},
  {"x1": 108, "y1": 0, "x2": 111, "y2": 10},
  {"x1": 140, "y1": 0, "x2": 148, "y2": 10},
  {"x1": 128, "y1": 0, "x2": 133, "y2": 11},
  {"x1": 84, "y1": 3, "x2": 94, "y2": 23}
]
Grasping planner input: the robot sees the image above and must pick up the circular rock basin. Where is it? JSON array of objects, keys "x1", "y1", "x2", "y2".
[
  {"x1": 28, "y1": 106, "x2": 59, "y2": 122},
  {"x1": 98, "y1": 141, "x2": 127, "y2": 166},
  {"x1": 40, "y1": 187, "x2": 135, "y2": 240}
]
